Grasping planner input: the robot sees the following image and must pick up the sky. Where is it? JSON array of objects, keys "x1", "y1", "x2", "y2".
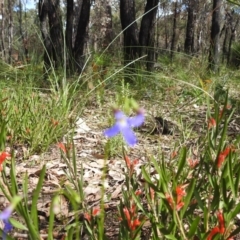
[{"x1": 25, "y1": 0, "x2": 36, "y2": 10}]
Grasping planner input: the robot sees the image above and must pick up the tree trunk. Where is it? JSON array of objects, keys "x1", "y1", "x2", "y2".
[
  {"x1": 170, "y1": 0, "x2": 178, "y2": 62},
  {"x1": 18, "y1": 0, "x2": 28, "y2": 60},
  {"x1": 120, "y1": 0, "x2": 139, "y2": 66},
  {"x1": 184, "y1": 0, "x2": 196, "y2": 54},
  {"x1": 66, "y1": 0, "x2": 74, "y2": 67},
  {"x1": 73, "y1": 0, "x2": 83, "y2": 42},
  {"x1": 227, "y1": 14, "x2": 239, "y2": 65},
  {"x1": 7, "y1": 0, "x2": 13, "y2": 64},
  {"x1": 39, "y1": 0, "x2": 52, "y2": 69},
  {"x1": 0, "y1": 0, "x2": 6, "y2": 62},
  {"x1": 48, "y1": 0, "x2": 63, "y2": 68},
  {"x1": 39, "y1": 0, "x2": 90, "y2": 74},
  {"x1": 120, "y1": 0, "x2": 160, "y2": 77},
  {"x1": 208, "y1": 0, "x2": 222, "y2": 73},
  {"x1": 221, "y1": 11, "x2": 231, "y2": 64},
  {"x1": 94, "y1": 0, "x2": 113, "y2": 51},
  {"x1": 139, "y1": 0, "x2": 159, "y2": 71},
  {"x1": 73, "y1": 0, "x2": 91, "y2": 73},
  {"x1": 38, "y1": 0, "x2": 64, "y2": 69}
]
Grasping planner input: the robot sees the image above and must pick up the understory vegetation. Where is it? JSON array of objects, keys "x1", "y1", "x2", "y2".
[{"x1": 0, "y1": 51, "x2": 239, "y2": 240}]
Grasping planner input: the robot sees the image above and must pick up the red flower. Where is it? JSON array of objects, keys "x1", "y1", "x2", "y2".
[
  {"x1": 135, "y1": 189, "x2": 142, "y2": 196},
  {"x1": 123, "y1": 205, "x2": 141, "y2": 231},
  {"x1": 124, "y1": 155, "x2": 131, "y2": 169},
  {"x1": 26, "y1": 128, "x2": 31, "y2": 134},
  {"x1": 51, "y1": 119, "x2": 59, "y2": 127},
  {"x1": 207, "y1": 211, "x2": 234, "y2": 240},
  {"x1": 208, "y1": 117, "x2": 216, "y2": 129},
  {"x1": 217, "y1": 147, "x2": 231, "y2": 168},
  {"x1": 165, "y1": 193, "x2": 174, "y2": 208},
  {"x1": 0, "y1": 152, "x2": 10, "y2": 164},
  {"x1": 149, "y1": 187, "x2": 155, "y2": 201},
  {"x1": 187, "y1": 159, "x2": 199, "y2": 168},
  {"x1": 130, "y1": 219, "x2": 141, "y2": 231},
  {"x1": 176, "y1": 185, "x2": 186, "y2": 204},
  {"x1": 57, "y1": 142, "x2": 66, "y2": 153},
  {"x1": 129, "y1": 204, "x2": 136, "y2": 216},
  {"x1": 84, "y1": 212, "x2": 91, "y2": 222},
  {"x1": 84, "y1": 206, "x2": 100, "y2": 223},
  {"x1": 176, "y1": 185, "x2": 186, "y2": 198},
  {"x1": 165, "y1": 185, "x2": 186, "y2": 211},
  {"x1": 0, "y1": 152, "x2": 11, "y2": 171},
  {"x1": 176, "y1": 201, "x2": 184, "y2": 211},
  {"x1": 207, "y1": 226, "x2": 220, "y2": 240},
  {"x1": 123, "y1": 207, "x2": 131, "y2": 222},
  {"x1": 124, "y1": 155, "x2": 139, "y2": 176},
  {"x1": 217, "y1": 211, "x2": 225, "y2": 234},
  {"x1": 92, "y1": 207, "x2": 100, "y2": 216},
  {"x1": 170, "y1": 151, "x2": 178, "y2": 159}
]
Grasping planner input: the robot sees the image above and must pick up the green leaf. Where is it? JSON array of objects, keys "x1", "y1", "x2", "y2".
[
  {"x1": 175, "y1": 147, "x2": 187, "y2": 180},
  {"x1": 221, "y1": 178, "x2": 229, "y2": 206},
  {"x1": 203, "y1": 206, "x2": 209, "y2": 230},
  {"x1": 218, "y1": 116, "x2": 228, "y2": 149},
  {"x1": 165, "y1": 234, "x2": 178, "y2": 240},
  {"x1": 66, "y1": 225, "x2": 74, "y2": 240},
  {"x1": 156, "y1": 192, "x2": 166, "y2": 199},
  {"x1": 48, "y1": 195, "x2": 59, "y2": 240},
  {"x1": 0, "y1": 122, "x2": 7, "y2": 150},
  {"x1": 141, "y1": 166, "x2": 153, "y2": 184},
  {"x1": 194, "y1": 189, "x2": 204, "y2": 210},
  {"x1": 132, "y1": 193, "x2": 146, "y2": 215},
  {"x1": 208, "y1": 172, "x2": 214, "y2": 188},
  {"x1": 187, "y1": 216, "x2": 200, "y2": 239},
  {"x1": 160, "y1": 153, "x2": 168, "y2": 182},
  {"x1": 227, "y1": 202, "x2": 240, "y2": 221},
  {"x1": 10, "y1": 156, "x2": 18, "y2": 196},
  {"x1": 211, "y1": 185, "x2": 220, "y2": 210},
  {"x1": 227, "y1": 152, "x2": 235, "y2": 198},
  {"x1": 182, "y1": 179, "x2": 196, "y2": 217},
  {"x1": 0, "y1": 229, "x2": 15, "y2": 240},
  {"x1": 151, "y1": 156, "x2": 162, "y2": 176},
  {"x1": 31, "y1": 165, "x2": 46, "y2": 231},
  {"x1": 9, "y1": 218, "x2": 28, "y2": 231},
  {"x1": 227, "y1": 0, "x2": 240, "y2": 7},
  {"x1": 234, "y1": 166, "x2": 240, "y2": 197}
]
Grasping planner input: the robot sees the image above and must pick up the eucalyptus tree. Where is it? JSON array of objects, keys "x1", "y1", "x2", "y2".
[
  {"x1": 39, "y1": 0, "x2": 63, "y2": 69},
  {"x1": 208, "y1": 0, "x2": 223, "y2": 72},
  {"x1": 0, "y1": 0, "x2": 6, "y2": 61},
  {"x1": 91, "y1": 0, "x2": 113, "y2": 52},
  {"x1": 184, "y1": 0, "x2": 199, "y2": 54},
  {"x1": 6, "y1": 0, "x2": 13, "y2": 63},
  {"x1": 120, "y1": 0, "x2": 159, "y2": 73},
  {"x1": 38, "y1": 0, "x2": 91, "y2": 73},
  {"x1": 170, "y1": 0, "x2": 180, "y2": 61}
]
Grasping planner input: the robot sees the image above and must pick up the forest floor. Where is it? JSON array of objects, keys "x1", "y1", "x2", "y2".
[
  {"x1": 3, "y1": 76, "x2": 240, "y2": 239},
  {"x1": 0, "y1": 57, "x2": 240, "y2": 239}
]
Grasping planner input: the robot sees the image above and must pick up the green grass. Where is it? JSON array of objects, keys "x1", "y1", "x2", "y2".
[{"x1": 0, "y1": 49, "x2": 240, "y2": 239}]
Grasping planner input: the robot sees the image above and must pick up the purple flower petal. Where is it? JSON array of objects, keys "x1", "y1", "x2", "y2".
[
  {"x1": 128, "y1": 113, "x2": 144, "y2": 128},
  {"x1": 3, "y1": 219, "x2": 12, "y2": 233},
  {"x1": 0, "y1": 207, "x2": 13, "y2": 240},
  {"x1": 121, "y1": 127, "x2": 137, "y2": 146},
  {"x1": 104, "y1": 124, "x2": 120, "y2": 137},
  {"x1": 104, "y1": 109, "x2": 144, "y2": 147},
  {"x1": 0, "y1": 207, "x2": 12, "y2": 221},
  {"x1": 114, "y1": 111, "x2": 126, "y2": 120}
]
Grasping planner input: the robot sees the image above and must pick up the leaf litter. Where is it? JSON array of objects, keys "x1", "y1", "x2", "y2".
[{"x1": 1, "y1": 88, "x2": 240, "y2": 239}]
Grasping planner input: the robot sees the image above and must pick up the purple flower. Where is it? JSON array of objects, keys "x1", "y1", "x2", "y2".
[
  {"x1": 0, "y1": 206, "x2": 13, "y2": 239},
  {"x1": 104, "y1": 110, "x2": 144, "y2": 146}
]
